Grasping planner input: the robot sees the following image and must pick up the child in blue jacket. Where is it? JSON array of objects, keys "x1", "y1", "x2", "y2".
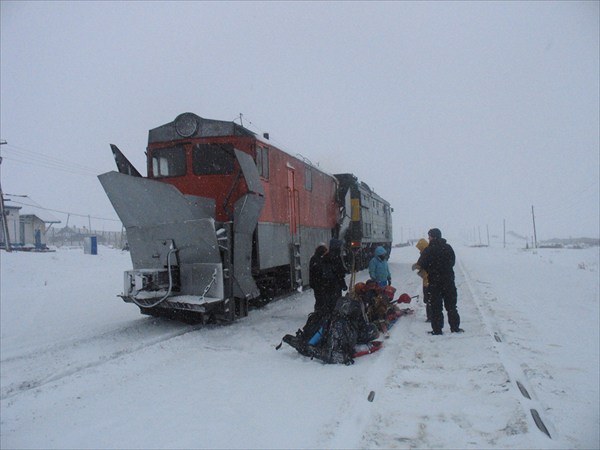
[{"x1": 368, "y1": 246, "x2": 391, "y2": 287}]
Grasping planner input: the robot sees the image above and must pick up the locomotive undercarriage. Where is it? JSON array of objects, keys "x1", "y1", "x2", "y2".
[
  {"x1": 125, "y1": 262, "x2": 298, "y2": 321},
  {"x1": 252, "y1": 265, "x2": 294, "y2": 306}
]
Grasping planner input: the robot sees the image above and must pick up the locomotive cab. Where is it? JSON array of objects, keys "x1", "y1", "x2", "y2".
[{"x1": 334, "y1": 173, "x2": 394, "y2": 270}]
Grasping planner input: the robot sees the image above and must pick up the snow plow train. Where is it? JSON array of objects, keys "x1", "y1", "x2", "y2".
[{"x1": 98, "y1": 113, "x2": 393, "y2": 322}]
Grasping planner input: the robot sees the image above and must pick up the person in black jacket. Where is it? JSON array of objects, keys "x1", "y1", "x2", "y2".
[
  {"x1": 325, "y1": 238, "x2": 348, "y2": 301},
  {"x1": 415, "y1": 228, "x2": 463, "y2": 335},
  {"x1": 309, "y1": 243, "x2": 330, "y2": 312}
]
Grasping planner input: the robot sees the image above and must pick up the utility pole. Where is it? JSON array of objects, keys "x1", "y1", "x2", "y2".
[
  {"x1": 531, "y1": 205, "x2": 538, "y2": 249},
  {"x1": 0, "y1": 139, "x2": 12, "y2": 252}
]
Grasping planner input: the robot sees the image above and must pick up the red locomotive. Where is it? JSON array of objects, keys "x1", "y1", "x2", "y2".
[{"x1": 99, "y1": 113, "x2": 392, "y2": 322}]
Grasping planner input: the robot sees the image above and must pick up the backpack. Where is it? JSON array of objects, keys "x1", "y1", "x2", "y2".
[
  {"x1": 279, "y1": 295, "x2": 377, "y2": 365},
  {"x1": 356, "y1": 320, "x2": 379, "y2": 345},
  {"x1": 281, "y1": 309, "x2": 331, "y2": 358},
  {"x1": 301, "y1": 310, "x2": 330, "y2": 347},
  {"x1": 320, "y1": 313, "x2": 357, "y2": 365},
  {"x1": 319, "y1": 295, "x2": 362, "y2": 365},
  {"x1": 336, "y1": 293, "x2": 379, "y2": 345}
]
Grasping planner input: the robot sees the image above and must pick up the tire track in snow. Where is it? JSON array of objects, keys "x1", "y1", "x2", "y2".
[
  {"x1": 0, "y1": 319, "x2": 203, "y2": 401},
  {"x1": 326, "y1": 321, "x2": 415, "y2": 449},
  {"x1": 1, "y1": 291, "x2": 308, "y2": 403},
  {"x1": 1, "y1": 289, "x2": 308, "y2": 403},
  {"x1": 324, "y1": 262, "x2": 423, "y2": 448}
]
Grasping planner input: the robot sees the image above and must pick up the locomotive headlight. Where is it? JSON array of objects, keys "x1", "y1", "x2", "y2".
[{"x1": 175, "y1": 113, "x2": 198, "y2": 137}]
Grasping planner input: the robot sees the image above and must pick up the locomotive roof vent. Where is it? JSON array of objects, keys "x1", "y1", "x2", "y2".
[
  {"x1": 263, "y1": 133, "x2": 270, "y2": 140},
  {"x1": 149, "y1": 112, "x2": 256, "y2": 144},
  {"x1": 175, "y1": 113, "x2": 199, "y2": 138}
]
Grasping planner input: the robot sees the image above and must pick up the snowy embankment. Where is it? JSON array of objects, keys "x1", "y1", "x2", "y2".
[{"x1": 1, "y1": 243, "x2": 598, "y2": 449}]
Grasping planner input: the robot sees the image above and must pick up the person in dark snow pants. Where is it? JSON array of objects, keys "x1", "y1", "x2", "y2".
[
  {"x1": 309, "y1": 243, "x2": 341, "y2": 313},
  {"x1": 309, "y1": 243, "x2": 330, "y2": 312},
  {"x1": 415, "y1": 228, "x2": 463, "y2": 335}
]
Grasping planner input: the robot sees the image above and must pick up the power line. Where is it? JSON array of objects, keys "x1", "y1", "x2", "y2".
[
  {"x1": 3, "y1": 143, "x2": 99, "y2": 174},
  {"x1": 5, "y1": 196, "x2": 121, "y2": 223},
  {"x1": 0, "y1": 142, "x2": 120, "y2": 226},
  {"x1": 4, "y1": 156, "x2": 99, "y2": 177}
]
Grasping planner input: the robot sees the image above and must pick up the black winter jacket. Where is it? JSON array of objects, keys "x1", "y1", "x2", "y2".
[
  {"x1": 309, "y1": 249, "x2": 337, "y2": 292},
  {"x1": 309, "y1": 253, "x2": 326, "y2": 290},
  {"x1": 416, "y1": 238, "x2": 455, "y2": 283}
]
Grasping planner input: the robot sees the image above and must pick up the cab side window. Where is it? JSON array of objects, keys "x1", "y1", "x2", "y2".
[
  {"x1": 151, "y1": 145, "x2": 186, "y2": 178},
  {"x1": 305, "y1": 166, "x2": 312, "y2": 191},
  {"x1": 256, "y1": 146, "x2": 269, "y2": 179}
]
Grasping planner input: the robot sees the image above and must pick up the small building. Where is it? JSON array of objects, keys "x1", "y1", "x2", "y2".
[
  {"x1": 20, "y1": 214, "x2": 50, "y2": 249},
  {"x1": 1, "y1": 205, "x2": 22, "y2": 248},
  {"x1": 1, "y1": 203, "x2": 60, "y2": 250}
]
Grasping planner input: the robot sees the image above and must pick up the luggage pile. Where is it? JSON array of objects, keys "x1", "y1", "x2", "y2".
[{"x1": 278, "y1": 282, "x2": 415, "y2": 365}]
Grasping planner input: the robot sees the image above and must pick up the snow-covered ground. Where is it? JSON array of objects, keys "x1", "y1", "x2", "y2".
[{"x1": 1, "y1": 241, "x2": 598, "y2": 449}]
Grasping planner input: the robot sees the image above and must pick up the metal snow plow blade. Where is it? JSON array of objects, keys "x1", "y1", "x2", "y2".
[
  {"x1": 230, "y1": 148, "x2": 264, "y2": 300},
  {"x1": 98, "y1": 171, "x2": 224, "y2": 313}
]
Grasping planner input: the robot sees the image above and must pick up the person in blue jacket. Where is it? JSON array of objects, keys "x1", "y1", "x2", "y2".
[{"x1": 368, "y1": 246, "x2": 391, "y2": 287}]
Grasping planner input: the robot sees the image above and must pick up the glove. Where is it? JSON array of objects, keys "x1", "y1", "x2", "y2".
[
  {"x1": 411, "y1": 263, "x2": 419, "y2": 271},
  {"x1": 387, "y1": 277, "x2": 392, "y2": 286}
]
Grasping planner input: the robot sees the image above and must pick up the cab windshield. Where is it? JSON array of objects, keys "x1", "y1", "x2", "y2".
[{"x1": 193, "y1": 143, "x2": 235, "y2": 175}]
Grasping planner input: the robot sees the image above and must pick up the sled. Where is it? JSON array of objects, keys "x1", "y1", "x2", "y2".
[{"x1": 353, "y1": 340, "x2": 383, "y2": 358}]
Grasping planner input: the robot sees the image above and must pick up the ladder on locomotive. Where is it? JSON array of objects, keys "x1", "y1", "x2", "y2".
[{"x1": 292, "y1": 242, "x2": 302, "y2": 288}]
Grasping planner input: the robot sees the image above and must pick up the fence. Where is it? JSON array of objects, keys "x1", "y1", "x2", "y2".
[{"x1": 46, "y1": 226, "x2": 127, "y2": 249}]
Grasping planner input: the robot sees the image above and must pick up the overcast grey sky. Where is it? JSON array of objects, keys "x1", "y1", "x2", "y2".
[{"x1": 1, "y1": 1, "x2": 598, "y2": 242}]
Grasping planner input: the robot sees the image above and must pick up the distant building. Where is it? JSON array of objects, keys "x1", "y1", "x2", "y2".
[
  {"x1": 1, "y1": 205, "x2": 21, "y2": 247},
  {"x1": 0, "y1": 204, "x2": 60, "y2": 250}
]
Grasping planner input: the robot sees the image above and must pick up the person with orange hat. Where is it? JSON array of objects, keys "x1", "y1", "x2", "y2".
[
  {"x1": 412, "y1": 238, "x2": 432, "y2": 322},
  {"x1": 415, "y1": 228, "x2": 463, "y2": 335}
]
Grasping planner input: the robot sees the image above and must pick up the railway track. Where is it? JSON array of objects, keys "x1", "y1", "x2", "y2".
[
  {"x1": 459, "y1": 259, "x2": 555, "y2": 440},
  {"x1": 322, "y1": 259, "x2": 555, "y2": 448}
]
